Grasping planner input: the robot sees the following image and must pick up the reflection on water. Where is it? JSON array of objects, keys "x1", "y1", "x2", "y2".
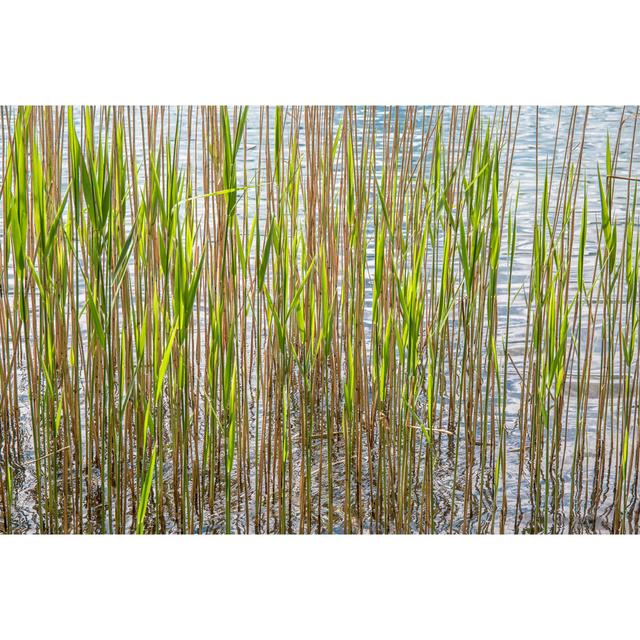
[{"x1": 1, "y1": 106, "x2": 639, "y2": 534}]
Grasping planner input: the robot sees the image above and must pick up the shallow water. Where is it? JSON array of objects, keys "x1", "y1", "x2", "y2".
[{"x1": 2, "y1": 105, "x2": 640, "y2": 533}]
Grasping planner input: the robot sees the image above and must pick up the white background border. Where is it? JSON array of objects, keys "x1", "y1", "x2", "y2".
[{"x1": 2, "y1": 0, "x2": 639, "y2": 104}]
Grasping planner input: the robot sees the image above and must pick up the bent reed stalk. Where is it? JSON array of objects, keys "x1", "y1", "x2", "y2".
[{"x1": 0, "y1": 105, "x2": 639, "y2": 534}]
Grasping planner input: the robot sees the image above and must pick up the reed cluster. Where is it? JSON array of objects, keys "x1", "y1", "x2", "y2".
[{"x1": 0, "y1": 105, "x2": 639, "y2": 533}]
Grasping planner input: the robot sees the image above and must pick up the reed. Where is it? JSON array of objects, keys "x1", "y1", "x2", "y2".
[{"x1": 0, "y1": 105, "x2": 639, "y2": 534}]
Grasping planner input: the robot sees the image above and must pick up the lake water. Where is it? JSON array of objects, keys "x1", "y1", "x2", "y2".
[{"x1": 2, "y1": 106, "x2": 639, "y2": 533}]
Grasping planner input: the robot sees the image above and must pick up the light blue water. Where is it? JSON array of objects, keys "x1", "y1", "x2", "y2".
[{"x1": 2, "y1": 106, "x2": 638, "y2": 533}]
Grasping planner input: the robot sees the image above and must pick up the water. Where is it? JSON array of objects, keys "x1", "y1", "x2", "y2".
[{"x1": 2, "y1": 105, "x2": 639, "y2": 533}]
